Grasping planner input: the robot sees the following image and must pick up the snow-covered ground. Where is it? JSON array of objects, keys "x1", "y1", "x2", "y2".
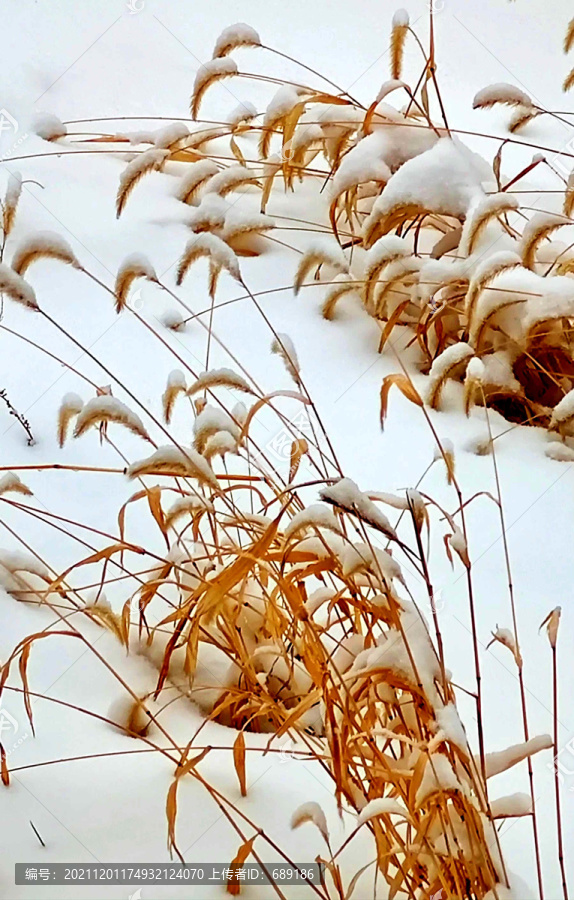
[{"x1": 2, "y1": 1, "x2": 574, "y2": 898}]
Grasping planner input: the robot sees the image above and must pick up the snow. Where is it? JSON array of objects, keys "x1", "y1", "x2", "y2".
[
  {"x1": 491, "y1": 792, "x2": 533, "y2": 818},
  {"x1": 550, "y1": 387, "x2": 574, "y2": 428},
  {"x1": 364, "y1": 139, "x2": 487, "y2": 241},
  {"x1": 175, "y1": 159, "x2": 220, "y2": 203},
  {"x1": 484, "y1": 734, "x2": 554, "y2": 779},
  {"x1": 193, "y1": 404, "x2": 241, "y2": 446},
  {"x1": 226, "y1": 101, "x2": 258, "y2": 126},
  {"x1": 212, "y1": 23, "x2": 261, "y2": 58},
  {"x1": 392, "y1": 8, "x2": 409, "y2": 27},
  {"x1": 10, "y1": 230, "x2": 80, "y2": 274},
  {"x1": 0, "y1": 264, "x2": 38, "y2": 310},
  {"x1": 473, "y1": 82, "x2": 535, "y2": 109},
  {"x1": 320, "y1": 477, "x2": 397, "y2": 538},
  {"x1": 203, "y1": 164, "x2": 257, "y2": 196},
  {"x1": 153, "y1": 121, "x2": 189, "y2": 149},
  {"x1": 33, "y1": 112, "x2": 67, "y2": 141},
  {"x1": 436, "y1": 702, "x2": 470, "y2": 754},
  {"x1": 271, "y1": 333, "x2": 300, "y2": 381},
  {"x1": 192, "y1": 57, "x2": 238, "y2": 98},
  {"x1": 415, "y1": 753, "x2": 465, "y2": 807},
  {"x1": 127, "y1": 445, "x2": 220, "y2": 491},
  {"x1": 263, "y1": 86, "x2": 304, "y2": 125},
  {"x1": 0, "y1": 472, "x2": 33, "y2": 497},
  {"x1": 356, "y1": 797, "x2": 410, "y2": 826},
  {"x1": 428, "y1": 342, "x2": 474, "y2": 386},
  {"x1": 73, "y1": 395, "x2": 149, "y2": 442},
  {"x1": 283, "y1": 503, "x2": 341, "y2": 538},
  {"x1": 186, "y1": 192, "x2": 228, "y2": 231}
]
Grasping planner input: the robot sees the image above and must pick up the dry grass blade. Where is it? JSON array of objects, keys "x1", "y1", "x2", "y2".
[
  {"x1": 380, "y1": 373, "x2": 423, "y2": 429},
  {"x1": 233, "y1": 730, "x2": 247, "y2": 796}
]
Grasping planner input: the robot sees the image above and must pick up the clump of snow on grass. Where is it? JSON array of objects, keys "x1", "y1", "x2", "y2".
[
  {"x1": 364, "y1": 138, "x2": 485, "y2": 238},
  {"x1": 484, "y1": 734, "x2": 553, "y2": 778},
  {"x1": 226, "y1": 101, "x2": 258, "y2": 126},
  {"x1": 212, "y1": 23, "x2": 261, "y2": 58},
  {"x1": 392, "y1": 8, "x2": 410, "y2": 27},
  {"x1": 320, "y1": 477, "x2": 397, "y2": 538},
  {"x1": 187, "y1": 193, "x2": 228, "y2": 231},
  {"x1": 264, "y1": 86, "x2": 305, "y2": 125},
  {"x1": 34, "y1": 112, "x2": 67, "y2": 141},
  {"x1": 545, "y1": 442, "x2": 574, "y2": 462},
  {"x1": 284, "y1": 503, "x2": 342, "y2": 539},
  {"x1": 416, "y1": 754, "x2": 464, "y2": 807},
  {"x1": 153, "y1": 122, "x2": 189, "y2": 149},
  {"x1": 436, "y1": 703, "x2": 469, "y2": 754},
  {"x1": 491, "y1": 793, "x2": 532, "y2": 818},
  {"x1": 473, "y1": 82, "x2": 534, "y2": 109},
  {"x1": 357, "y1": 797, "x2": 410, "y2": 826}
]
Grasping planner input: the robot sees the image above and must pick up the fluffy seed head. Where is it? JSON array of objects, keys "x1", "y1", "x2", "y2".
[
  {"x1": 114, "y1": 253, "x2": 158, "y2": 314},
  {"x1": 116, "y1": 149, "x2": 169, "y2": 218},
  {"x1": 11, "y1": 231, "x2": 80, "y2": 277},
  {"x1": 190, "y1": 58, "x2": 238, "y2": 120},
  {"x1": 212, "y1": 23, "x2": 261, "y2": 58},
  {"x1": 0, "y1": 264, "x2": 38, "y2": 310},
  {"x1": 73, "y1": 396, "x2": 150, "y2": 442},
  {"x1": 57, "y1": 392, "x2": 84, "y2": 447}
]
